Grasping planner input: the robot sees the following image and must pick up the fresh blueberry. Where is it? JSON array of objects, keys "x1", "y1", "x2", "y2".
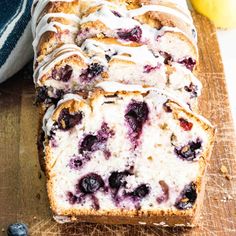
[
  {"x1": 80, "y1": 63, "x2": 104, "y2": 82},
  {"x1": 125, "y1": 101, "x2": 149, "y2": 140},
  {"x1": 7, "y1": 223, "x2": 28, "y2": 236},
  {"x1": 58, "y1": 108, "x2": 83, "y2": 131},
  {"x1": 178, "y1": 58, "x2": 196, "y2": 71},
  {"x1": 78, "y1": 173, "x2": 104, "y2": 194},
  {"x1": 175, "y1": 139, "x2": 202, "y2": 161},
  {"x1": 175, "y1": 182, "x2": 197, "y2": 210},
  {"x1": 117, "y1": 26, "x2": 142, "y2": 42},
  {"x1": 130, "y1": 184, "x2": 150, "y2": 199},
  {"x1": 108, "y1": 171, "x2": 130, "y2": 189}
]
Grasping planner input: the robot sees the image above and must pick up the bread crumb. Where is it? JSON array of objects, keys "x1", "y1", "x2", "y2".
[
  {"x1": 220, "y1": 165, "x2": 228, "y2": 174},
  {"x1": 1, "y1": 228, "x2": 5, "y2": 232},
  {"x1": 147, "y1": 156, "x2": 153, "y2": 161},
  {"x1": 33, "y1": 216, "x2": 37, "y2": 220},
  {"x1": 38, "y1": 171, "x2": 42, "y2": 179},
  {"x1": 220, "y1": 165, "x2": 232, "y2": 180},
  {"x1": 221, "y1": 194, "x2": 233, "y2": 202},
  {"x1": 159, "y1": 123, "x2": 168, "y2": 130}
]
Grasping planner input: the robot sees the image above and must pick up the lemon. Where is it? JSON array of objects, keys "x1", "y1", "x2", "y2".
[{"x1": 191, "y1": 0, "x2": 236, "y2": 28}]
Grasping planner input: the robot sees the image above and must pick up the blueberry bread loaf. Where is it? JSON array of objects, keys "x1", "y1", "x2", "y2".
[
  {"x1": 32, "y1": 0, "x2": 215, "y2": 226},
  {"x1": 42, "y1": 85, "x2": 215, "y2": 225},
  {"x1": 32, "y1": 0, "x2": 200, "y2": 109}
]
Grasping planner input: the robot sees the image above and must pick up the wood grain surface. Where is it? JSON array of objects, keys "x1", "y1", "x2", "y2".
[{"x1": 0, "y1": 12, "x2": 236, "y2": 235}]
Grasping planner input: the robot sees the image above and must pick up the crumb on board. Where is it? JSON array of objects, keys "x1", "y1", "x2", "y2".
[
  {"x1": 36, "y1": 193, "x2": 41, "y2": 200},
  {"x1": 1, "y1": 228, "x2": 5, "y2": 232},
  {"x1": 33, "y1": 216, "x2": 37, "y2": 220},
  {"x1": 221, "y1": 194, "x2": 233, "y2": 203},
  {"x1": 38, "y1": 171, "x2": 42, "y2": 179},
  {"x1": 220, "y1": 165, "x2": 232, "y2": 180}
]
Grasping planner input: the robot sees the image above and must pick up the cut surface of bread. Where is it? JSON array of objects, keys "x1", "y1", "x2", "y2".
[{"x1": 42, "y1": 87, "x2": 215, "y2": 225}]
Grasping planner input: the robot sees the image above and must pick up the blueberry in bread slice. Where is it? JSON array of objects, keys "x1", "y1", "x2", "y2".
[{"x1": 42, "y1": 85, "x2": 215, "y2": 225}]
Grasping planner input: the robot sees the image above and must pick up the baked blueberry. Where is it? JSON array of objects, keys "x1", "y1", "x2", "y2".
[
  {"x1": 7, "y1": 223, "x2": 28, "y2": 236},
  {"x1": 125, "y1": 101, "x2": 149, "y2": 139},
  {"x1": 184, "y1": 83, "x2": 198, "y2": 98},
  {"x1": 117, "y1": 26, "x2": 142, "y2": 42},
  {"x1": 143, "y1": 63, "x2": 161, "y2": 73},
  {"x1": 52, "y1": 64, "x2": 73, "y2": 82},
  {"x1": 175, "y1": 139, "x2": 202, "y2": 161},
  {"x1": 79, "y1": 123, "x2": 114, "y2": 154},
  {"x1": 58, "y1": 108, "x2": 83, "y2": 131},
  {"x1": 67, "y1": 192, "x2": 78, "y2": 204},
  {"x1": 78, "y1": 173, "x2": 104, "y2": 194},
  {"x1": 175, "y1": 182, "x2": 197, "y2": 210},
  {"x1": 130, "y1": 184, "x2": 150, "y2": 198},
  {"x1": 80, "y1": 135, "x2": 98, "y2": 153},
  {"x1": 111, "y1": 10, "x2": 121, "y2": 17},
  {"x1": 80, "y1": 63, "x2": 104, "y2": 82},
  {"x1": 178, "y1": 57, "x2": 196, "y2": 71},
  {"x1": 69, "y1": 157, "x2": 83, "y2": 169},
  {"x1": 108, "y1": 171, "x2": 130, "y2": 189}
]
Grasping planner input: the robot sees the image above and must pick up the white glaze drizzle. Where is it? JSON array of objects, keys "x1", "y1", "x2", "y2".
[
  {"x1": 128, "y1": 5, "x2": 193, "y2": 25},
  {"x1": 81, "y1": 38, "x2": 162, "y2": 66},
  {"x1": 31, "y1": 0, "x2": 75, "y2": 32},
  {"x1": 79, "y1": 2, "x2": 197, "y2": 44},
  {"x1": 33, "y1": 12, "x2": 80, "y2": 37},
  {"x1": 34, "y1": 44, "x2": 87, "y2": 84},
  {"x1": 32, "y1": 0, "x2": 79, "y2": 58},
  {"x1": 43, "y1": 82, "x2": 213, "y2": 133},
  {"x1": 95, "y1": 81, "x2": 203, "y2": 119},
  {"x1": 80, "y1": 5, "x2": 137, "y2": 30},
  {"x1": 32, "y1": 21, "x2": 77, "y2": 54}
]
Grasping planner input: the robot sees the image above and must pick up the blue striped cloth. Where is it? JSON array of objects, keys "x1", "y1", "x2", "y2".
[{"x1": 0, "y1": 0, "x2": 33, "y2": 83}]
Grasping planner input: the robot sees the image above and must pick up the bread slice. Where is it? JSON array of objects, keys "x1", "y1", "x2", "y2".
[
  {"x1": 35, "y1": 38, "x2": 201, "y2": 108},
  {"x1": 42, "y1": 85, "x2": 215, "y2": 226},
  {"x1": 77, "y1": 0, "x2": 198, "y2": 69}
]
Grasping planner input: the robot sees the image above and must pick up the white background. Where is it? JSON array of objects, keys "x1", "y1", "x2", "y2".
[{"x1": 217, "y1": 29, "x2": 236, "y2": 128}]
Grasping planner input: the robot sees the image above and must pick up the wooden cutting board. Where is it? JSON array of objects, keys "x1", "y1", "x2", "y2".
[{"x1": 0, "y1": 12, "x2": 236, "y2": 236}]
